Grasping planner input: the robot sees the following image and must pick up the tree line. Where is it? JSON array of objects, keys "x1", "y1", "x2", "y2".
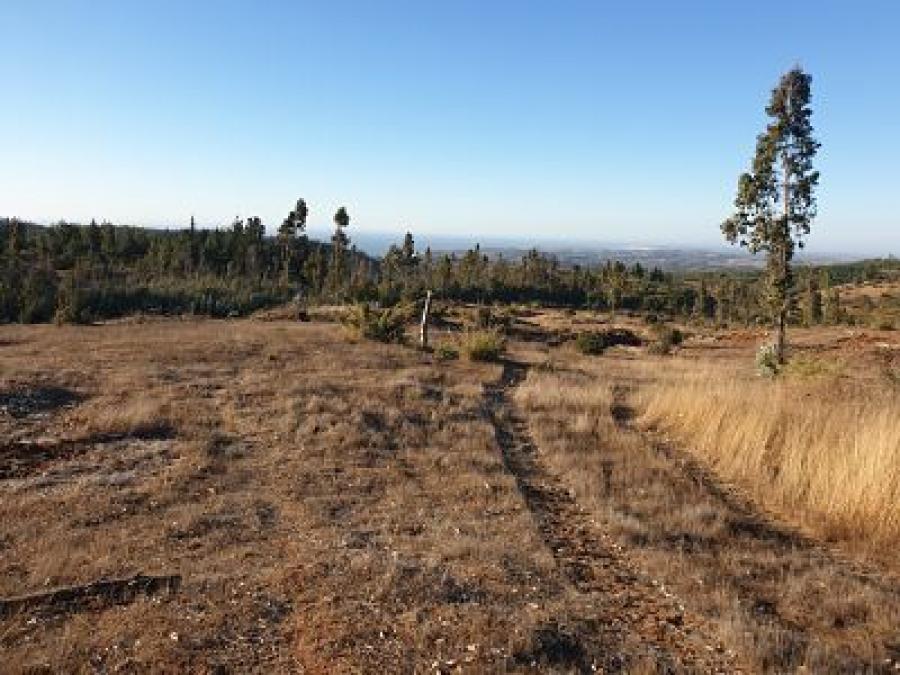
[
  {"x1": 371, "y1": 231, "x2": 865, "y2": 328},
  {"x1": 0, "y1": 203, "x2": 375, "y2": 323},
  {"x1": 4, "y1": 206, "x2": 880, "y2": 329}
]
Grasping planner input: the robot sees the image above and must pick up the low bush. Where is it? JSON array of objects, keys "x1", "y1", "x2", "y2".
[
  {"x1": 344, "y1": 303, "x2": 408, "y2": 344},
  {"x1": 574, "y1": 328, "x2": 643, "y2": 355},
  {"x1": 755, "y1": 343, "x2": 780, "y2": 377},
  {"x1": 460, "y1": 330, "x2": 506, "y2": 362},
  {"x1": 648, "y1": 325, "x2": 685, "y2": 355},
  {"x1": 436, "y1": 343, "x2": 460, "y2": 361},
  {"x1": 602, "y1": 328, "x2": 643, "y2": 348},
  {"x1": 475, "y1": 306, "x2": 493, "y2": 329},
  {"x1": 574, "y1": 332, "x2": 608, "y2": 355},
  {"x1": 390, "y1": 301, "x2": 420, "y2": 325},
  {"x1": 466, "y1": 305, "x2": 514, "y2": 332}
]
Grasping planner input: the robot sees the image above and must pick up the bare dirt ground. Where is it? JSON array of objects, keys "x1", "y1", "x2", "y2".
[{"x1": 1, "y1": 315, "x2": 898, "y2": 672}]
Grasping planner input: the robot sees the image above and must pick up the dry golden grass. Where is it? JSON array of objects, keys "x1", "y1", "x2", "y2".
[
  {"x1": 637, "y1": 357, "x2": 900, "y2": 550},
  {"x1": 512, "y1": 333, "x2": 900, "y2": 672},
  {"x1": 71, "y1": 395, "x2": 173, "y2": 438}
]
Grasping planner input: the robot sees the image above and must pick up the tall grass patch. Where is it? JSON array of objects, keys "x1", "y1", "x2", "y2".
[
  {"x1": 459, "y1": 330, "x2": 506, "y2": 362},
  {"x1": 637, "y1": 360, "x2": 900, "y2": 550}
]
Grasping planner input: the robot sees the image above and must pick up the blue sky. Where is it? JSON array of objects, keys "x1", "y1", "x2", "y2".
[{"x1": 2, "y1": 1, "x2": 898, "y2": 254}]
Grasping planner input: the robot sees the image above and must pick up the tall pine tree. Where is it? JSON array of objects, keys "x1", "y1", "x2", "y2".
[
  {"x1": 328, "y1": 207, "x2": 351, "y2": 295},
  {"x1": 722, "y1": 67, "x2": 820, "y2": 363}
]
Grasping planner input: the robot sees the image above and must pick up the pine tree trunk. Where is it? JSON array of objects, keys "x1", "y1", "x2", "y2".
[
  {"x1": 776, "y1": 151, "x2": 791, "y2": 365},
  {"x1": 776, "y1": 298, "x2": 786, "y2": 364},
  {"x1": 772, "y1": 237, "x2": 789, "y2": 364}
]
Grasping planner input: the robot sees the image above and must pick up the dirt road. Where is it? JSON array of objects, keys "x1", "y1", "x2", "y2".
[{"x1": 484, "y1": 360, "x2": 737, "y2": 672}]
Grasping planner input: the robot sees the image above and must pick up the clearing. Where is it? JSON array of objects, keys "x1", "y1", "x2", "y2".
[{"x1": 1, "y1": 314, "x2": 898, "y2": 673}]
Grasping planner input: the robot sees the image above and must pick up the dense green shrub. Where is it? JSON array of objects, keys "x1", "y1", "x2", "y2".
[
  {"x1": 574, "y1": 332, "x2": 608, "y2": 355},
  {"x1": 575, "y1": 327, "x2": 643, "y2": 355},
  {"x1": 344, "y1": 303, "x2": 408, "y2": 343}
]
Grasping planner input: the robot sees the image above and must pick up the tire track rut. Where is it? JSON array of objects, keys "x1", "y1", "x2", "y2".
[{"x1": 485, "y1": 360, "x2": 739, "y2": 673}]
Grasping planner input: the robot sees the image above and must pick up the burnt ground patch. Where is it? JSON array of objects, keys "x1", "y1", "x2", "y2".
[
  {"x1": 0, "y1": 439, "x2": 91, "y2": 479},
  {"x1": 513, "y1": 621, "x2": 592, "y2": 672},
  {"x1": 0, "y1": 574, "x2": 181, "y2": 619},
  {"x1": 0, "y1": 425, "x2": 177, "y2": 480},
  {"x1": 0, "y1": 386, "x2": 82, "y2": 418}
]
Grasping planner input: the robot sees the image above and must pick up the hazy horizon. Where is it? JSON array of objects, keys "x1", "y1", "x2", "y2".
[{"x1": 6, "y1": 214, "x2": 891, "y2": 260}]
